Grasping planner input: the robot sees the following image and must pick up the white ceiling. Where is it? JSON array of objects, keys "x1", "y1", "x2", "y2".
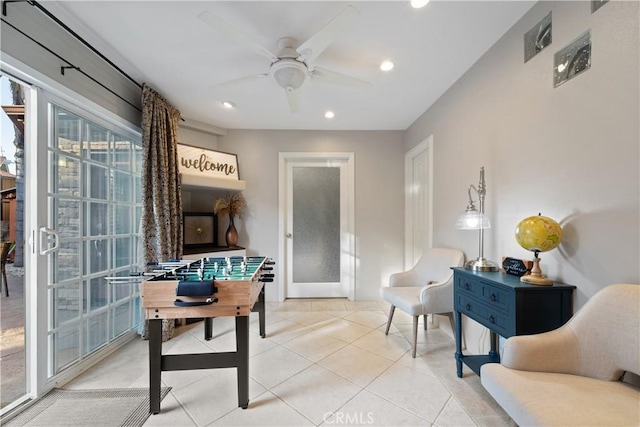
[{"x1": 50, "y1": 1, "x2": 535, "y2": 131}]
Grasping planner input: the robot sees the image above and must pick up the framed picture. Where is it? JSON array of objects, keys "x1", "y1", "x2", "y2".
[
  {"x1": 554, "y1": 30, "x2": 591, "y2": 88},
  {"x1": 591, "y1": 0, "x2": 608, "y2": 13},
  {"x1": 183, "y1": 213, "x2": 217, "y2": 247},
  {"x1": 524, "y1": 12, "x2": 552, "y2": 63}
]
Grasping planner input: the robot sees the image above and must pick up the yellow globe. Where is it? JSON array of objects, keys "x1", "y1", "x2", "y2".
[{"x1": 515, "y1": 215, "x2": 562, "y2": 253}]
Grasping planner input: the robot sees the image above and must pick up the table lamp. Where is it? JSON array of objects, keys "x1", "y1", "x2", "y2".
[
  {"x1": 455, "y1": 167, "x2": 499, "y2": 271},
  {"x1": 515, "y1": 213, "x2": 563, "y2": 285}
]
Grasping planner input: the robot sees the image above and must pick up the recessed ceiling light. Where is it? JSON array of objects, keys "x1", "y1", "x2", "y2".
[
  {"x1": 325, "y1": 110, "x2": 335, "y2": 119},
  {"x1": 222, "y1": 101, "x2": 236, "y2": 109},
  {"x1": 380, "y1": 60, "x2": 395, "y2": 72},
  {"x1": 411, "y1": 0, "x2": 430, "y2": 8}
]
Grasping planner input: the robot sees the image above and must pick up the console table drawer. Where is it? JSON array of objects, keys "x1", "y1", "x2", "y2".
[
  {"x1": 457, "y1": 294, "x2": 510, "y2": 338},
  {"x1": 456, "y1": 275, "x2": 481, "y2": 297},
  {"x1": 480, "y1": 282, "x2": 509, "y2": 311}
]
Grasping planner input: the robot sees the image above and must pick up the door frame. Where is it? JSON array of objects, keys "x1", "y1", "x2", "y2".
[
  {"x1": 278, "y1": 152, "x2": 355, "y2": 302},
  {"x1": 404, "y1": 135, "x2": 434, "y2": 270}
]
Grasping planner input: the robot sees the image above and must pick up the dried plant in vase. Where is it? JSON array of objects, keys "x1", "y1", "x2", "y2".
[{"x1": 214, "y1": 192, "x2": 246, "y2": 247}]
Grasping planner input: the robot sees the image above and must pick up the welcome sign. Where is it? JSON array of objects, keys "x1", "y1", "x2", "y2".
[{"x1": 177, "y1": 144, "x2": 239, "y2": 181}]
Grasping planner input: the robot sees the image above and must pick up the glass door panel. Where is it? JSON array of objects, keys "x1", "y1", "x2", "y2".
[
  {"x1": 0, "y1": 75, "x2": 28, "y2": 411},
  {"x1": 286, "y1": 161, "x2": 347, "y2": 298}
]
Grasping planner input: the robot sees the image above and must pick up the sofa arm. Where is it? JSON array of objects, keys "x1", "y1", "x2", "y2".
[{"x1": 501, "y1": 327, "x2": 581, "y2": 375}]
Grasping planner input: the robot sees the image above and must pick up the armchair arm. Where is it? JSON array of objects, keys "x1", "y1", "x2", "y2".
[
  {"x1": 419, "y1": 275, "x2": 453, "y2": 313},
  {"x1": 389, "y1": 269, "x2": 420, "y2": 287},
  {"x1": 501, "y1": 327, "x2": 581, "y2": 375}
]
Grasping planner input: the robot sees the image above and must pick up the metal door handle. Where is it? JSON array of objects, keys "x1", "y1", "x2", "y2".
[{"x1": 39, "y1": 227, "x2": 60, "y2": 255}]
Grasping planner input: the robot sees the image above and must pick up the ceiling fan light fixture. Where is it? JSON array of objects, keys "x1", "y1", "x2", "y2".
[
  {"x1": 272, "y1": 59, "x2": 308, "y2": 91},
  {"x1": 380, "y1": 60, "x2": 395, "y2": 71}
]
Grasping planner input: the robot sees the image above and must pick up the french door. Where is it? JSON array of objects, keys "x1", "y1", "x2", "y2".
[{"x1": 279, "y1": 153, "x2": 354, "y2": 300}]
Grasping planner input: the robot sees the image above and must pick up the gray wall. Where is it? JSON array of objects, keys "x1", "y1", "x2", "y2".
[
  {"x1": 217, "y1": 130, "x2": 405, "y2": 301},
  {"x1": 405, "y1": 0, "x2": 639, "y2": 310}
]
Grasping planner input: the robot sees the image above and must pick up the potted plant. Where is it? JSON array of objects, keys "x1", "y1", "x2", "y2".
[{"x1": 214, "y1": 192, "x2": 246, "y2": 247}]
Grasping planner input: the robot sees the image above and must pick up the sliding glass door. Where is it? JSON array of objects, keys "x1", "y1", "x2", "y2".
[{"x1": 36, "y1": 91, "x2": 142, "y2": 386}]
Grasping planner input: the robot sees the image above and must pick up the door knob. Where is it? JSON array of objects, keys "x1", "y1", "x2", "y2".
[{"x1": 286, "y1": 233, "x2": 293, "y2": 238}]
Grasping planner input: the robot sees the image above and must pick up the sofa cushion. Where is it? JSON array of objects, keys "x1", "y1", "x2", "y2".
[{"x1": 481, "y1": 363, "x2": 640, "y2": 427}]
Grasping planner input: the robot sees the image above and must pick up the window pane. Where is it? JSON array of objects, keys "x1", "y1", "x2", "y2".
[
  {"x1": 85, "y1": 277, "x2": 108, "y2": 311},
  {"x1": 52, "y1": 153, "x2": 80, "y2": 196},
  {"x1": 85, "y1": 202, "x2": 108, "y2": 236},
  {"x1": 113, "y1": 136, "x2": 131, "y2": 170},
  {"x1": 113, "y1": 205, "x2": 131, "y2": 235},
  {"x1": 84, "y1": 239, "x2": 108, "y2": 275},
  {"x1": 54, "y1": 199, "x2": 81, "y2": 238},
  {"x1": 84, "y1": 164, "x2": 108, "y2": 200},
  {"x1": 114, "y1": 237, "x2": 131, "y2": 268},
  {"x1": 85, "y1": 123, "x2": 109, "y2": 164},
  {"x1": 84, "y1": 313, "x2": 108, "y2": 355},
  {"x1": 112, "y1": 170, "x2": 131, "y2": 202},
  {"x1": 132, "y1": 142, "x2": 143, "y2": 174},
  {"x1": 53, "y1": 282, "x2": 81, "y2": 327},
  {"x1": 53, "y1": 327, "x2": 80, "y2": 374},
  {"x1": 111, "y1": 278, "x2": 132, "y2": 303},
  {"x1": 112, "y1": 302, "x2": 131, "y2": 338},
  {"x1": 54, "y1": 240, "x2": 81, "y2": 282},
  {"x1": 54, "y1": 108, "x2": 81, "y2": 155}
]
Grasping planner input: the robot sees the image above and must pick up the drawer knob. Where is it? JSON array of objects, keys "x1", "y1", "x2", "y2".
[
  {"x1": 490, "y1": 293, "x2": 497, "y2": 302},
  {"x1": 488, "y1": 315, "x2": 495, "y2": 324},
  {"x1": 464, "y1": 283, "x2": 470, "y2": 290},
  {"x1": 465, "y1": 303, "x2": 471, "y2": 311}
]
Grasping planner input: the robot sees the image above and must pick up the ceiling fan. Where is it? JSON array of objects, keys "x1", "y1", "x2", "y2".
[{"x1": 197, "y1": 5, "x2": 371, "y2": 113}]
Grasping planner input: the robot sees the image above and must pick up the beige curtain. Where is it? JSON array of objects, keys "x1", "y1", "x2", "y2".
[{"x1": 141, "y1": 84, "x2": 183, "y2": 263}]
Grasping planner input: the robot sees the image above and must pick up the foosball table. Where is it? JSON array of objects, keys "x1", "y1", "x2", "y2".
[{"x1": 141, "y1": 256, "x2": 274, "y2": 414}]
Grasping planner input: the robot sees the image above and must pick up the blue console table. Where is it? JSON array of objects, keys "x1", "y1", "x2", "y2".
[{"x1": 453, "y1": 268, "x2": 575, "y2": 377}]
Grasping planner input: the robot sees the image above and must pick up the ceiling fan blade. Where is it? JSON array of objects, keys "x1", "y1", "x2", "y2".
[
  {"x1": 285, "y1": 88, "x2": 301, "y2": 113},
  {"x1": 296, "y1": 5, "x2": 359, "y2": 63},
  {"x1": 211, "y1": 73, "x2": 269, "y2": 90},
  {"x1": 198, "y1": 11, "x2": 279, "y2": 62},
  {"x1": 310, "y1": 66, "x2": 371, "y2": 89}
]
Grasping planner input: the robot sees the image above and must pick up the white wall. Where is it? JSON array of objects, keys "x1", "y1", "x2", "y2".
[
  {"x1": 404, "y1": 0, "x2": 639, "y2": 351},
  {"x1": 217, "y1": 130, "x2": 405, "y2": 301}
]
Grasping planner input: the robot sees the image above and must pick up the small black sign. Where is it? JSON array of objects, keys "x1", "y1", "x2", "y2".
[{"x1": 502, "y1": 257, "x2": 531, "y2": 277}]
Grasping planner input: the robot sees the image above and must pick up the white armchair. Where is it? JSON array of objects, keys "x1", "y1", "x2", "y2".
[
  {"x1": 481, "y1": 283, "x2": 640, "y2": 426},
  {"x1": 380, "y1": 247, "x2": 465, "y2": 358}
]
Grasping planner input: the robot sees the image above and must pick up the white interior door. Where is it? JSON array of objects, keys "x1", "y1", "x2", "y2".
[
  {"x1": 279, "y1": 153, "x2": 354, "y2": 300},
  {"x1": 405, "y1": 136, "x2": 433, "y2": 269}
]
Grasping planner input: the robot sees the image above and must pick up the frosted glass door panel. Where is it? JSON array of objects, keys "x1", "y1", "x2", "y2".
[{"x1": 292, "y1": 167, "x2": 340, "y2": 283}]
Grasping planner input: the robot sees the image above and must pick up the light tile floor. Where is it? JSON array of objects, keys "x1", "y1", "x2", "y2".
[{"x1": 64, "y1": 299, "x2": 513, "y2": 427}]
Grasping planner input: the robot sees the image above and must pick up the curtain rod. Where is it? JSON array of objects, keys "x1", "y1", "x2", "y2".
[
  {"x1": 1, "y1": 17, "x2": 143, "y2": 113},
  {"x1": 29, "y1": 0, "x2": 143, "y2": 90},
  {"x1": 4, "y1": 1, "x2": 186, "y2": 121}
]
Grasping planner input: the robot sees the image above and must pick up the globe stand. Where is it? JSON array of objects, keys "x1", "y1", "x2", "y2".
[{"x1": 520, "y1": 252, "x2": 553, "y2": 286}]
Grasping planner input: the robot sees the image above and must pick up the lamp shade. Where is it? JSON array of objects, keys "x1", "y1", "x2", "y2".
[{"x1": 455, "y1": 210, "x2": 491, "y2": 230}]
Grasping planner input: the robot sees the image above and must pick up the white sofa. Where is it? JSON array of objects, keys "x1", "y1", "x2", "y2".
[{"x1": 481, "y1": 284, "x2": 640, "y2": 427}]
